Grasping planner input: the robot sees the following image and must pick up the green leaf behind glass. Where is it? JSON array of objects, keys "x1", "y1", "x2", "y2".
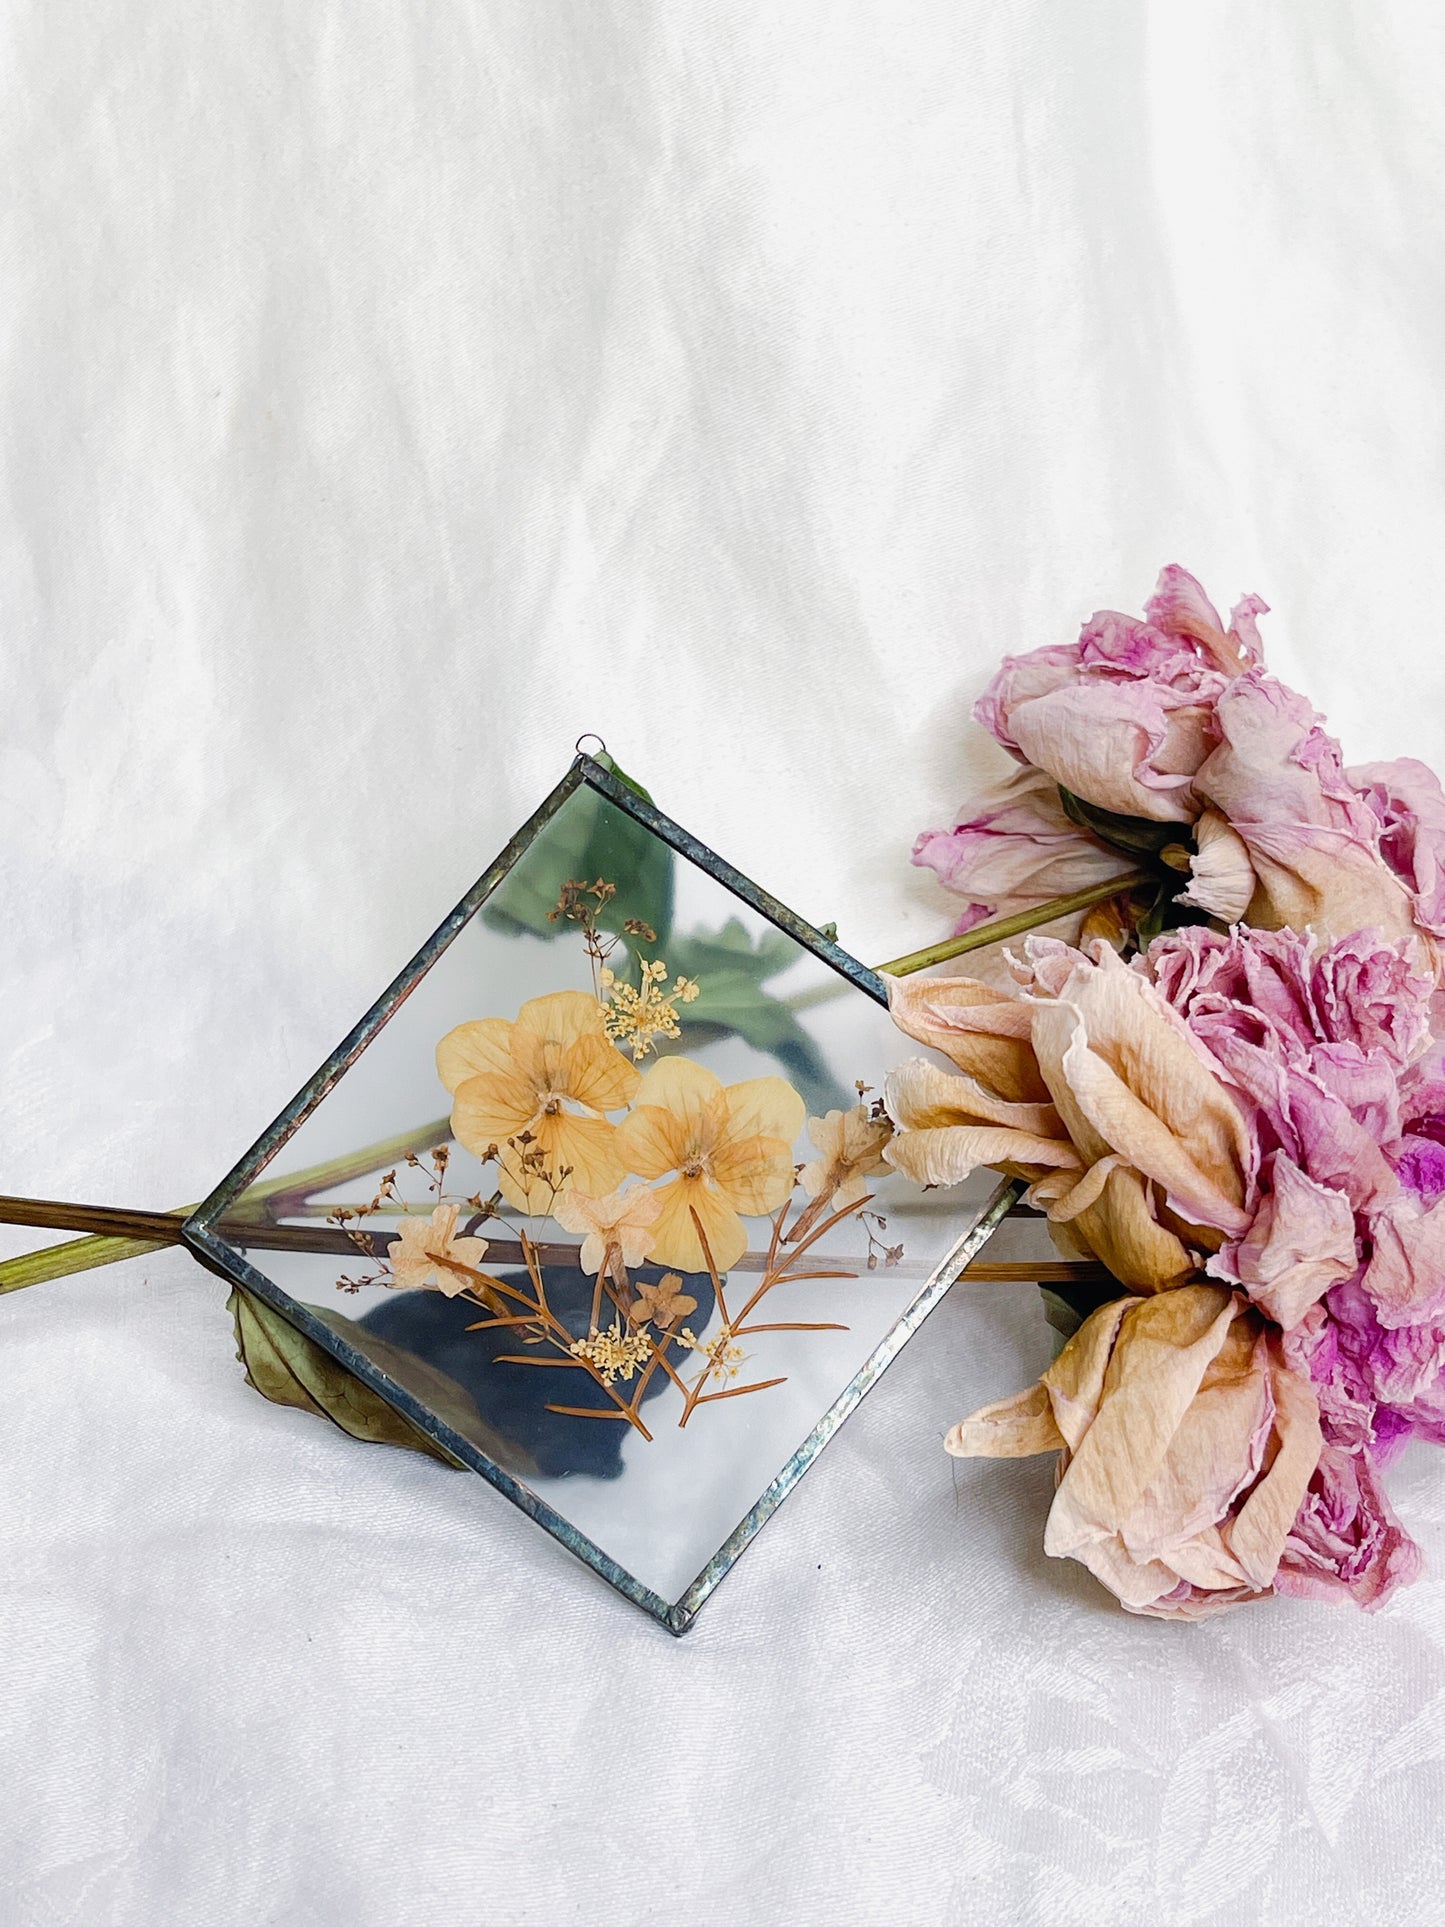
[
  {"x1": 663, "y1": 918, "x2": 852, "y2": 1117},
  {"x1": 483, "y1": 754, "x2": 674, "y2": 946}
]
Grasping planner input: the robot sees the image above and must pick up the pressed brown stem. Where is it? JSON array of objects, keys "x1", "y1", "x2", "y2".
[
  {"x1": 0, "y1": 1192, "x2": 1114, "y2": 1292},
  {"x1": 0, "y1": 1196, "x2": 188, "y2": 1244}
]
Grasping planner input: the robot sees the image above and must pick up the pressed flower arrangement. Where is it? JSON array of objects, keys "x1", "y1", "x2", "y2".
[{"x1": 886, "y1": 567, "x2": 1445, "y2": 1617}]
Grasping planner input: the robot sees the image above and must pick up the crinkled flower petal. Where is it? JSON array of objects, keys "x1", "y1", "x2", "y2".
[
  {"x1": 912, "y1": 764, "x2": 1140, "y2": 929},
  {"x1": 1178, "y1": 809, "x2": 1256, "y2": 924},
  {"x1": 886, "y1": 973, "x2": 1049, "y2": 1103},
  {"x1": 883, "y1": 1056, "x2": 1078, "y2": 1185},
  {"x1": 949, "y1": 1285, "x2": 1322, "y2": 1617},
  {"x1": 649, "y1": 1175, "x2": 747, "y2": 1275},
  {"x1": 1211, "y1": 1154, "x2": 1358, "y2": 1330}
]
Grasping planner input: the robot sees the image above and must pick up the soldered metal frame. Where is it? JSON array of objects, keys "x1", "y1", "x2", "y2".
[{"x1": 184, "y1": 754, "x2": 1014, "y2": 1635}]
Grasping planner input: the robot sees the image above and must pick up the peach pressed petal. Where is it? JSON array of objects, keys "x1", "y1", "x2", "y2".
[
  {"x1": 721, "y1": 1076, "x2": 806, "y2": 1150},
  {"x1": 649, "y1": 1175, "x2": 748, "y2": 1274},
  {"x1": 388, "y1": 1203, "x2": 492, "y2": 1298},
  {"x1": 615, "y1": 1100, "x2": 697, "y2": 1182},
  {"x1": 629, "y1": 1054, "x2": 726, "y2": 1128},
  {"x1": 561, "y1": 1030, "x2": 643, "y2": 1115},
  {"x1": 513, "y1": 989, "x2": 609, "y2": 1046},
  {"x1": 496, "y1": 1110, "x2": 625, "y2": 1214},
  {"x1": 710, "y1": 1132, "x2": 797, "y2": 1215},
  {"x1": 436, "y1": 1018, "x2": 515, "y2": 1095},
  {"x1": 551, "y1": 1185, "x2": 664, "y2": 1275},
  {"x1": 450, "y1": 1067, "x2": 544, "y2": 1154}
]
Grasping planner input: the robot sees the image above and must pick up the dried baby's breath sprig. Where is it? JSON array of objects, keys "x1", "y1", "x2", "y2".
[
  {"x1": 568, "y1": 1325, "x2": 654, "y2": 1385},
  {"x1": 599, "y1": 958, "x2": 701, "y2": 1062},
  {"x1": 549, "y1": 878, "x2": 625, "y2": 994},
  {"x1": 677, "y1": 1326, "x2": 748, "y2": 1382}
]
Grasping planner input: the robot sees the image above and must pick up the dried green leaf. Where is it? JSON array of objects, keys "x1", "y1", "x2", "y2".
[
  {"x1": 1057, "y1": 784, "x2": 1192, "y2": 860},
  {"x1": 229, "y1": 1287, "x2": 537, "y2": 1477}
]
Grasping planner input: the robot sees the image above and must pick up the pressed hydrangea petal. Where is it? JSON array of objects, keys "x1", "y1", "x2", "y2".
[
  {"x1": 562, "y1": 1030, "x2": 642, "y2": 1115},
  {"x1": 649, "y1": 1175, "x2": 747, "y2": 1274},
  {"x1": 436, "y1": 1017, "x2": 515, "y2": 1094},
  {"x1": 710, "y1": 1132, "x2": 797, "y2": 1215}
]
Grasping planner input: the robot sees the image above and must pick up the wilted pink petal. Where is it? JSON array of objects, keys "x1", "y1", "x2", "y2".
[
  {"x1": 1194, "y1": 675, "x2": 1417, "y2": 943},
  {"x1": 1362, "y1": 1197, "x2": 1445, "y2": 1329},
  {"x1": 1144, "y1": 565, "x2": 1264, "y2": 675},
  {"x1": 1211, "y1": 1153, "x2": 1358, "y2": 1330},
  {"x1": 1144, "y1": 564, "x2": 1225, "y2": 645},
  {"x1": 971, "y1": 568, "x2": 1256, "y2": 824},
  {"x1": 1227, "y1": 593, "x2": 1270, "y2": 667},
  {"x1": 911, "y1": 764, "x2": 1138, "y2": 924},
  {"x1": 1314, "y1": 930, "x2": 1434, "y2": 1067},
  {"x1": 1197, "y1": 674, "x2": 1374, "y2": 831},
  {"x1": 1351, "y1": 756, "x2": 1445, "y2": 939},
  {"x1": 1275, "y1": 1441, "x2": 1422, "y2": 1610},
  {"x1": 1178, "y1": 809, "x2": 1256, "y2": 923},
  {"x1": 1005, "y1": 679, "x2": 1209, "y2": 821}
]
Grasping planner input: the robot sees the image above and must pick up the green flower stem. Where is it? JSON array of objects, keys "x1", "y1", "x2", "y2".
[
  {"x1": 874, "y1": 870, "x2": 1153, "y2": 978},
  {"x1": 0, "y1": 1117, "x2": 451, "y2": 1297}
]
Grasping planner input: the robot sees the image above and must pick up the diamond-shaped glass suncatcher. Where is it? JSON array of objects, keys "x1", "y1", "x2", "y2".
[{"x1": 152, "y1": 753, "x2": 1011, "y2": 1633}]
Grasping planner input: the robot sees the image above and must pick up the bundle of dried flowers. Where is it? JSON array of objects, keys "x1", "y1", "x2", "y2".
[{"x1": 892, "y1": 568, "x2": 1445, "y2": 1617}]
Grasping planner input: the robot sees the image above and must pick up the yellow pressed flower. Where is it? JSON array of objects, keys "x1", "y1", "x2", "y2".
[
  {"x1": 387, "y1": 1203, "x2": 490, "y2": 1298},
  {"x1": 799, "y1": 1106, "x2": 894, "y2": 1212},
  {"x1": 630, "y1": 1272, "x2": 699, "y2": 1328},
  {"x1": 551, "y1": 1184, "x2": 663, "y2": 1277},
  {"x1": 614, "y1": 1056, "x2": 805, "y2": 1274},
  {"x1": 437, "y1": 990, "x2": 641, "y2": 1214}
]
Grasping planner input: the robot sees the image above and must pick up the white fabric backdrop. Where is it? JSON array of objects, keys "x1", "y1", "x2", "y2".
[{"x1": 5, "y1": 4, "x2": 1445, "y2": 1921}]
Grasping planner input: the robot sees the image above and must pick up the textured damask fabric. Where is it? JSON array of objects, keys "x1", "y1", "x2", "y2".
[{"x1": 4, "y1": 5, "x2": 1445, "y2": 1922}]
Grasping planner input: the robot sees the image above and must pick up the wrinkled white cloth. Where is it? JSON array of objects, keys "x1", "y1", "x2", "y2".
[{"x1": 5, "y1": 5, "x2": 1445, "y2": 1923}]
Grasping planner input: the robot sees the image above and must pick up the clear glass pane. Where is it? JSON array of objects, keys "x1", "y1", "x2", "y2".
[{"x1": 198, "y1": 775, "x2": 1002, "y2": 1615}]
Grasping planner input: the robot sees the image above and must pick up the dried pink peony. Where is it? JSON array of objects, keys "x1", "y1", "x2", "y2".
[
  {"x1": 973, "y1": 568, "x2": 1251, "y2": 822},
  {"x1": 1274, "y1": 1440, "x2": 1421, "y2": 1611},
  {"x1": 887, "y1": 941, "x2": 1253, "y2": 1294},
  {"x1": 911, "y1": 571, "x2": 1445, "y2": 1620},
  {"x1": 1192, "y1": 674, "x2": 1419, "y2": 945},
  {"x1": 947, "y1": 1284, "x2": 1322, "y2": 1618}
]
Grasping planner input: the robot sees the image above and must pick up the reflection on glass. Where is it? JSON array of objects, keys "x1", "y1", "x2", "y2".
[{"x1": 190, "y1": 765, "x2": 1004, "y2": 1628}]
